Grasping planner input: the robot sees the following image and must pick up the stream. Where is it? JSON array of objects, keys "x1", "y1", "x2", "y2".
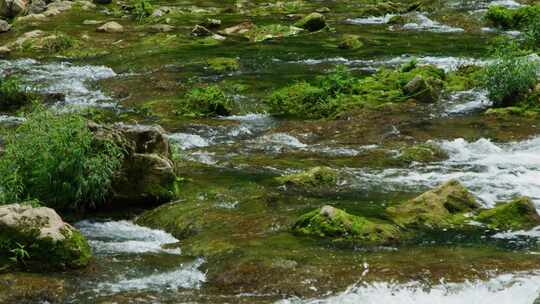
[{"x1": 2, "y1": 0, "x2": 540, "y2": 302}]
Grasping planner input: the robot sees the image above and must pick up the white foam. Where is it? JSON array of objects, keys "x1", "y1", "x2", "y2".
[
  {"x1": 290, "y1": 56, "x2": 487, "y2": 72},
  {"x1": 489, "y1": 0, "x2": 523, "y2": 8},
  {"x1": 168, "y1": 133, "x2": 211, "y2": 150},
  {"x1": 349, "y1": 136, "x2": 540, "y2": 207},
  {"x1": 493, "y1": 226, "x2": 540, "y2": 239},
  {"x1": 257, "y1": 133, "x2": 308, "y2": 149},
  {"x1": 277, "y1": 272, "x2": 540, "y2": 304},
  {"x1": 393, "y1": 13, "x2": 464, "y2": 33},
  {"x1": 0, "y1": 59, "x2": 116, "y2": 108},
  {"x1": 76, "y1": 220, "x2": 181, "y2": 255},
  {"x1": 97, "y1": 258, "x2": 206, "y2": 293},
  {"x1": 346, "y1": 14, "x2": 396, "y2": 25},
  {"x1": 444, "y1": 90, "x2": 492, "y2": 115}
]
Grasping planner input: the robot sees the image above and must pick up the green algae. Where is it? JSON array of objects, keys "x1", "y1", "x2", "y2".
[
  {"x1": 207, "y1": 57, "x2": 240, "y2": 72},
  {"x1": 476, "y1": 197, "x2": 540, "y2": 231},
  {"x1": 292, "y1": 205, "x2": 400, "y2": 243},
  {"x1": 276, "y1": 166, "x2": 338, "y2": 188}
]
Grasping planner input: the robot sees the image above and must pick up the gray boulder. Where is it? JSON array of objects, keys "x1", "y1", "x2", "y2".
[{"x1": 0, "y1": 204, "x2": 92, "y2": 270}]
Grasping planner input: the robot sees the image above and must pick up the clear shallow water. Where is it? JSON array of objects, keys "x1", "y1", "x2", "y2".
[{"x1": 277, "y1": 272, "x2": 540, "y2": 304}]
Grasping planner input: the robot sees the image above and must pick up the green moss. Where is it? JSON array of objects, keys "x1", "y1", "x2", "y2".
[
  {"x1": 446, "y1": 65, "x2": 483, "y2": 92},
  {"x1": 338, "y1": 34, "x2": 364, "y2": 50},
  {"x1": 398, "y1": 143, "x2": 448, "y2": 164},
  {"x1": 276, "y1": 166, "x2": 338, "y2": 188},
  {"x1": 176, "y1": 85, "x2": 233, "y2": 117},
  {"x1": 292, "y1": 205, "x2": 400, "y2": 244},
  {"x1": 266, "y1": 63, "x2": 447, "y2": 118},
  {"x1": 475, "y1": 197, "x2": 540, "y2": 230},
  {"x1": 294, "y1": 13, "x2": 326, "y2": 32},
  {"x1": 486, "y1": 5, "x2": 540, "y2": 30},
  {"x1": 0, "y1": 221, "x2": 91, "y2": 271},
  {"x1": 207, "y1": 57, "x2": 240, "y2": 72},
  {"x1": 387, "y1": 180, "x2": 480, "y2": 229}
]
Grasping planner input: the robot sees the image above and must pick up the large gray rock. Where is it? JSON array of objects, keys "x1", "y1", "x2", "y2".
[
  {"x1": 0, "y1": 0, "x2": 27, "y2": 18},
  {"x1": 0, "y1": 204, "x2": 92, "y2": 270},
  {"x1": 28, "y1": 0, "x2": 46, "y2": 14},
  {"x1": 89, "y1": 123, "x2": 179, "y2": 205},
  {"x1": 0, "y1": 19, "x2": 9, "y2": 32}
]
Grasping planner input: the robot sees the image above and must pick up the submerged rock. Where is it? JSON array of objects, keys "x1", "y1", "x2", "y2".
[
  {"x1": 0, "y1": 273, "x2": 65, "y2": 303},
  {"x1": 476, "y1": 197, "x2": 540, "y2": 231},
  {"x1": 96, "y1": 21, "x2": 124, "y2": 33},
  {"x1": 219, "y1": 21, "x2": 254, "y2": 36},
  {"x1": 294, "y1": 12, "x2": 326, "y2": 32},
  {"x1": 0, "y1": 203, "x2": 92, "y2": 270},
  {"x1": 276, "y1": 166, "x2": 338, "y2": 188},
  {"x1": 387, "y1": 180, "x2": 480, "y2": 229},
  {"x1": 292, "y1": 205, "x2": 400, "y2": 243},
  {"x1": 89, "y1": 123, "x2": 180, "y2": 205}
]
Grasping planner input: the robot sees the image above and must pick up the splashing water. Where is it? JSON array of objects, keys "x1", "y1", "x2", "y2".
[
  {"x1": 76, "y1": 220, "x2": 181, "y2": 255},
  {"x1": 0, "y1": 59, "x2": 116, "y2": 108},
  {"x1": 277, "y1": 272, "x2": 540, "y2": 304},
  {"x1": 349, "y1": 136, "x2": 540, "y2": 207}
]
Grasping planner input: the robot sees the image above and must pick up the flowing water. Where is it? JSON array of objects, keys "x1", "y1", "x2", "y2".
[{"x1": 2, "y1": 0, "x2": 540, "y2": 302}]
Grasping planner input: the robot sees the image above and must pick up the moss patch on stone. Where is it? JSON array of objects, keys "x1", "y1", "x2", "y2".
[
  {"x1": 476, "y1": 197, "x2": 540, "y2": 231},
  {"x1": 292, "y1": 205, "x2": 400, "y2": 243},
  {"x1": 386, "y1": 180, "x2": 480, "y2": 229},
  {"x1": 397, "y1": 143, "x2": 448, "y2": 164},
  {"x1": 207, "y1": 57, "x2": 240, "y2": 72},
  {"x1": 276, "y1": 166, "x2": 338, "y2": 188}
]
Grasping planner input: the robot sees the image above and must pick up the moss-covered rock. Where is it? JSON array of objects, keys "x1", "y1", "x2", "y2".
[
  {"x1": 276, "y1": 166, "x2": 338, "y2": 188},
  {"x1": 398, "y1": 143, "x2": 448, "y2": 164},
  {"x1": 292, "y1": 205, "x2": 400, "y2": 243},
  {"x1": 387, "y1": 180, "x2": 480, "y2": 229},
  {"x1": 475, "y1": 197, "x2": 540, "y2": 231},
  {"x1": 176, "y1": 85, "x2": 233, "y2": 117},
  {"x1": 207, "y1": 57, "x2": 240, "y2": 72},
  {"x1": 294, "y1": 12, "x2": 326, "y2": 32},
  {"x1": 402, "y1": 74, "x2": 443, "y2": 103},
  {"x1": 0, "y1": 203, "x2": 92, "y2": 270},
  {"x1": 338, "y1": 34, "x2": 363, "y2": 50}
]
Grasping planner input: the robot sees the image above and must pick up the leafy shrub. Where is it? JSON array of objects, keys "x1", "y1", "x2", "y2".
[
  {"x1": 178, "y1": 85, "x2": 233, "y2": 117},
  {"x1": 132, "y1": 0, "x2": 154, "y2": 23},
  {"x1": 486, "y1": 5, "x2": 540, "y2": 30},
  {"x1": 521, "y1": 17, "x2": 540, "y2": 49},
  {"x1": 0, "y1": 106, "x2": 124, "y2": 210},
  {"x1": 0, "y1": 76, "x2": 34, "y2": 110},
  {"x1": 42, "y1": 33, "x2": 76, "y2": 53},
  {"x1": 482, "y1": 44, "x2": 538, "y2": 107}
]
